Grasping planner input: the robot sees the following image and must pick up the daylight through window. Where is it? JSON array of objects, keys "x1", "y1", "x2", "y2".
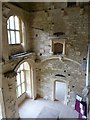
[
  {"x1": 16, "y1": 63, "x2": 26, "y2": 98},
  {"x1": 7, "y1": 15, "x2": 24, "y2": 44}
]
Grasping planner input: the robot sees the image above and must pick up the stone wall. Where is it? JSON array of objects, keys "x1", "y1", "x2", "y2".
[
  {"x1": 29, "y1": 5, "x2": 88, "y2": 104},
  {"x1": 2, "y1": 75, "x2": 19, "y2": 118},
  {"x1": 9, "y1": 44, "x2": 24, "y2": 55},
  {"x1": 29, "y1": 6, "x2": 88, "y2": 62},
  {"x1": 2, "y1": 3, "x2": 37, "y2": 118},
  {"x1": 1, "y1": 2, "x2": 89, "y2": 118},
  {"x1": 36, "y1": 58, "x2": 86, "y2": 103}
]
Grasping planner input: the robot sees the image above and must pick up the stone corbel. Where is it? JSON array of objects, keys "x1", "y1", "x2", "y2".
[
  {"x1": 2, "y1": 15, "x2": 7, "y2": 24},
  {"x1": 2, "y1": 4, "x2": 10, "y2": 18},
  {"x1": 3, "y1": 70, "x2": 17, "y2": 78}
]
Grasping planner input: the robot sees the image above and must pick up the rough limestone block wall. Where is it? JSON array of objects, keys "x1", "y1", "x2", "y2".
[
  {"x1": 64, "y1": 7, "x2": 88, "y2": 63},
  {"x1": 29, "y1": 5, "x2": 88, "y2": 104},
  {"x1": 9, "y1": 45, "x2": 24, "y2": 55},
  {"x1": 29, "y1": 6, "x2": 88, "y2": 62},
  {"x1": 36, "y1": 59, "x2": 86, "y2": 99},
  {"x1": 2, "y1": 75, "x2": 19, "y2": 118}
]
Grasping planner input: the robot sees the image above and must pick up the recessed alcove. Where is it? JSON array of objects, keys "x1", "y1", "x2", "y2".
[
  {"x1": 54, "y1": 43, "x2": 63, "y2": 54},
  {"x1": 49, "y1": 37, "x2": 66, "y2": 56}
]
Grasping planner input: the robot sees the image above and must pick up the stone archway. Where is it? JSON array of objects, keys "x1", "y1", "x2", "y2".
[
  {"x1": 53, "y1": 80, "x2": 68, "y2": 105},
  {"x1": 14, "y1": 59, "x2": 36, "y2": 102}
]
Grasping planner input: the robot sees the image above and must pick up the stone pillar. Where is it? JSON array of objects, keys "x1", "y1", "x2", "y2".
[
  {"x1": 24, "y1": 22, "x2": 31, "y2": 52},
  {"x1": 87, "y1": 4, "x2": 90, "y2": 118},
  {"x1": 86, "y1": 44, "x2": 90, "y2": 118},
  {"x1": 88, "y1": 45, "x2": 90, "y2": 117},
  {"x1": 0, "y1": 1, "x2": 2, "y2": 88},
  {"x1": 32, "y1": 66, "x2": 37, "y2": 99},
  {"x1": 2, "y1": 71, "x2": 19, "y2": 118},
  {"x1": 0, "y1": 87, "x2": 6, "y2": 118},
  {"x1": 86, "y1": 44, "x2": 90, "y2": 87},
  {"x1": 2, "y1": 4, "x2": 11, "y2": 61},
  {"x1": 0, "y1": 2, "x2": 2, "y2": 60},
  {"x1": 2, "y1": 16, "x2": 9, "y2": 61}
]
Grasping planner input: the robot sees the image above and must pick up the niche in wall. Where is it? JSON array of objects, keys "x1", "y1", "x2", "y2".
[
  {"x1": 50, "y1": 38, "x2": 66, "y2": 55},
  {"x1": 67, "y1": 2, "x2": 76, "y2": 7},
  {"x1": 54, "y1": 43, "x2": 63, "y2": 54}
]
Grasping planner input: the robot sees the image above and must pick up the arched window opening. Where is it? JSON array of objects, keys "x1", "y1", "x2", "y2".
[
  {"x1": 7, "y1": 15, "x2": 25, "y2": 44},
  {"x1": 16, "y1": 62, "x2": 31, "y2": 99}
]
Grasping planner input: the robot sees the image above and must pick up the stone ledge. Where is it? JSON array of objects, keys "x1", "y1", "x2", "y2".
[
  {"x1": 3, "y1": 70, "x2": 17, "y2": 78},
  {"x1": 10, "y1": 51, "x2": 34, "y2": 59}
]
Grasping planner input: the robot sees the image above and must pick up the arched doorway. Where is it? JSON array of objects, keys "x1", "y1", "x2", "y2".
[
  {"x1": 53, "y1": 80, "x2": 68, "y2": 105},
  {"x1": 16, "y1": 61, "x2": 33, "y2": 104}
]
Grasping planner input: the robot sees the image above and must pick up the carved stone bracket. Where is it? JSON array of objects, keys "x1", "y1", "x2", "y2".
[
  {"x1": 2, "y1": 4, "x2": 10, "y2": 19},
  {"x1": 3, "y1": 70, "x2": 17, "y2": 78}
]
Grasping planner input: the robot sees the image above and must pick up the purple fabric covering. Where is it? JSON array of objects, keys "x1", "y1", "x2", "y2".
[
  {"x1": 81, "y1": 101, "x2": 87, "y2": 117},
  {"x1": 78, "y1": 106, "x2": 85, "y2": 120},
  {"x1": 75, "y1": 99, "x2": 80, "y2": 113},
  {"x1": 78, "y1": 102, "x2": 86, "y2": 120},
  {"x1": 79, "y1": 113, "x2": 83, "y2": 119},
  {"x1": 75, "y1": 95, "x2": 87, "y2": 119}
]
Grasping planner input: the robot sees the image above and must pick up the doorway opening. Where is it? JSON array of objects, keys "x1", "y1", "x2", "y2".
[
  {"x1": 53, "y1": 80, "x2": 68, "y2": 104},
  {"x1": 16, "y1": 61, "x2": 32, "y2": 105}
]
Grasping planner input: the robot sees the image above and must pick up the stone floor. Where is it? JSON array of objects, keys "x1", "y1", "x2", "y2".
[{"x1": 19, "y1": 98, "x2": 79, "y2": 118}]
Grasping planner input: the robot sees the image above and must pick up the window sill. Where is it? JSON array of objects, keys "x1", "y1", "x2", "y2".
[
  {"x1": 10, "y1": 51, "x2": 33, "y2": 59},
  {"x1": 17, "y1": 92, "x2": 26, "y2": 99}
]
